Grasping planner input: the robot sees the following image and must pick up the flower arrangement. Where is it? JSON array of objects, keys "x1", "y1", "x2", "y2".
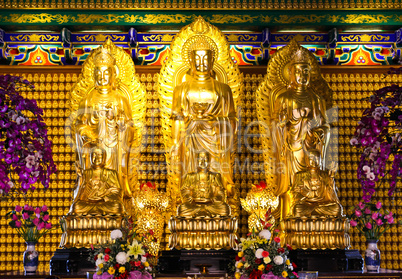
[
  {"x1": 0, "y1": 74, "x2": 56, "y2": 195},
  {"x1": 6, "y1": 204, "x2": 55, "y2": 242},
  {"x1": 91, "y1": 227, "x2": 157, "y2": 279},
  {"x1": 348, "y1": 201, "x2": 395, "y2": 240},
  {"x1": 234, "y1": 211, "x2": 298, "y2": 279},
  {"x1": 350, "y1": 68, "x2": 402, "y2": 202}
]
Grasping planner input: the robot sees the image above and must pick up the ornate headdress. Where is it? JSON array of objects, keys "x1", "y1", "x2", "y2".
[
  {"x1": 181, "y1": 35, "x2": 218, "y2": 65},
  {"x1": 291, "y1": 49, "x2": 310, "y2": 65},
  {"x1": 94, "y1": 48, "x2": 116, "y2": 67}
]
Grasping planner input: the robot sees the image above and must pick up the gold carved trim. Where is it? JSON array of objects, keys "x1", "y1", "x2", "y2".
[
  {"x1": 9, "y1": 34, "x2": 60, "y2": 42},
  {"x1": 75, "y1": 34, "x2": 126, "y2": 42},
  {"x1": 341, "y1": 34, "x2": 391, "y2": 42}
]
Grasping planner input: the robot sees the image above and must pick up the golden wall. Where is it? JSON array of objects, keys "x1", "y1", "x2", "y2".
[{"x1": 0, "y1": 65, "x2": 401, "y2": 272}]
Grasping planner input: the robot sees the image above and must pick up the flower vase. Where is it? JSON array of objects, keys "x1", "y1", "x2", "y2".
[
  {"x1": 23, "y1": 242, "x2": 38, "y2": 274},
  {"x1": 365, "y1": 239, "x2": 380, "y2": 272}
]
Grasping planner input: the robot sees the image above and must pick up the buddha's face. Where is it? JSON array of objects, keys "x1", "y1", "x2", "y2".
[
  {"x1": 94, "y1": 65, "x2": 114, "y2": 88},
  {"x1": 91, "y1": 148, "x2": 106, "y2": 167},
  {"x1": 291, "y1": 63, "x2": 311, "y2": 87},
  {"x1": 190, "y1": 49, "x2": 214, "y2": 76},
  {"x1": 197, "y1": 152, "x2": 209, "y2": 170},
  {"x1": 308, "y1": 152, "x2": 320, "y2": 168}
]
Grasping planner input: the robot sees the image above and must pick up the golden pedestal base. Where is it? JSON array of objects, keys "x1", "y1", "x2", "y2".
[
  {"x1": 283, "y1": 216, "x2": 350, "y2": 250},
  {"x1": 168, "y1": 216, "x2": 238, "y2": 250},
  {"x1": 60, "y1": 214, "x2": 126, "y2": 248}
]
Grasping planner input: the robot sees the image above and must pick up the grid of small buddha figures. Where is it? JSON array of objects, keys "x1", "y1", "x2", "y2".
[{"x1": 0, "y1": 68, "x2": 402, "y2": 272}]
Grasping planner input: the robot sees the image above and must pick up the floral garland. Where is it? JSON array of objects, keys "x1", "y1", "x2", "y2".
[
  {"x1": 350, "y1": 68, "x2": 402, "y2": 202},
  {"x1": 0, "y1": 75, "x2": 56, "y2": 194}
]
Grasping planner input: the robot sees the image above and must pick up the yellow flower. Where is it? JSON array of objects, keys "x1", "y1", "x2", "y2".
[
  {"x1": 97, "y1": 271, "x2": 102, "y2": 275},
  {"x1": 121, "y1": 244, "x2": 126, "y2": 249},
  {"x1": 119, "y1": 266, "x2": 126, "y2": 273},
  {"x1": 258, "y1": 264, "x2": 265, "y2": 271},
  {"x1": 263, "y1": 257, "x2": 271, "y2": 264},
  {"x1": 235, "y1": 272, "x2": 241, "y2": 279},
  {"x1": 237, "y1": 262, "x2": 243, "y2": 269},
  {"x1": 98, "y1": 263, "x2": 104, "y2": 269},
  {"x1": 144, "y1": 262, "x2": 149, "y2": 267},
  {"x1": 282, "y1": 271, "x2": 288, "y2": 277},
  {"x1": 238, "y1": 251, "x2": 244, "y2": 257},
  {"x1": 108, "y1": 267, "x2": 115, "y2": 275},
  {"x1": 286, "y1": 259, "x2": 290, "y2": 265}
]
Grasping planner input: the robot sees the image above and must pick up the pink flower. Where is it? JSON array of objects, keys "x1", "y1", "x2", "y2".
[
  {"x1": 371, "y1": 212, "x2": 378, "y2": 220},
  {"x1": 388, "y1": 217, "x2": 394, "y2": 224},
  {"x1": 37, "y1": 222, "x2": 45, "y2": 230},
  {"x1": 41, "y1": 205, "x2": 48, "y2": 212},
  {"x1": 376, "y1": 219, "x2": 383, "y2": 226},
  {"x1": 350, "y1": 220, "x2": 358, "y2": 227},
  {"x1": 355, "y1": 210, "x2": 362, "y2": 217},
  {"x1": 375, "y1": 202, "x2": 382, "y2": 209},
  {"x1": 12, "y1": 214, "x2": 18, "y2": 221},
  {"x1": 366, "y1": 222, "x2": 372, "y2": 230},
  {"x1": 45, "y1": 223, "x2": 52, "y2": 230},
  {"x1": 384, "y1": 213, "x2": 393, "y2": 219},
  {"x1": 32, "y1": 217, "x2": 40, "y2": 226},
  {"x1": 34, "y1": 207, "x2": 41, "y2": 215},
  {"x1": 15, "y1": 221, "x2": 21, "y2": 228},
  {"x1": 365, "y1": 208, "x2": 371, "y2": 215},
  {"x1": 358, "y1": 202, "x2": 365, "y2": 210},
  {"x1": 24, "y1": 204, "x2": 30, "y2": 211},
  {"x1": 15, "y1": 205, "x2": 22, "y2": 212},
  {"x1": 22, "y1": 212, "x2": 29, "y2": 220},
  {"x1": 42, "y1": 214, "x2": 49, "y2": 222},
  {"x1": 362, "y1": 165, "x2": 371, "y2": 173}
]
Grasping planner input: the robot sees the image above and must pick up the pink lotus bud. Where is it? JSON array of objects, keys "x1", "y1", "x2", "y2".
[
  {"x1": 375, "y1": 201, "x2": 382, "y2": 209},
  {"x1": 15, "y1": 221, "x2": 22, "y2": 228},
  {"x1": 376, "y1": 219, "x2": 383, "y2": 226},
  {"x1": 22, "y1": 213, "x2": 29, "y2": 220},
  {"x1": 42, "y1": 214, "x2": 49, "y2": 222},
  {"x1": 45, "y1": 223, "x2": 52, "y2": 230},
  {"x1": 366, "y1": 222, "x2": 372, "y2": 230},
  {"x1": 37, "y1": 222, "x2": 45, "y2": 230},
  {"x1": 350, "y1": 220, "x2": 357, "y2": 227},
  {"x1": 24, "y1": 204, "x2": 30, "y2": 211},
  {"x1": 355, "y1": 210, "x2": 362, "y2": 217},
  {"x1": 32, "y1": 217, "x2": 40, "y2": 226},
  {"x1": 371, "y1": 212, "x2": 378, "y2": 220},
  {"x1": 388, "y1": 217, "x2": 394, "y2": 224},
  {"x1": 365, "y1": 208, "x2": 371, "y2": 214},
  {"x1": 12, "y1": 214, "x2": 18, "y2": 221},
  {"x1": 15, "y1": 205, "x2": 22, "y2": 212},
  {"x1": 34, "y1": 207, "x2": 41, "y2": 215},
  {"x1": 358, "y1": 202, "x2": 365, "y2": 210},
  {"x1": 41, "y1": 205, "x2": 48, "y2": 212}
]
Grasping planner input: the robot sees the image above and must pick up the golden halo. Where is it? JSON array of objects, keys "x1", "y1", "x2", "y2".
[{"x1": 181, "y1": 35, "x2": 219, "y2": 66}]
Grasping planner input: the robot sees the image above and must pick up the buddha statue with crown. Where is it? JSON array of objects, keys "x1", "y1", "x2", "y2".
[
  {"x1": 58, "y1": 40, "x2": 146, "y2": 250},
  {"x1": 256, "y1": 40, "x2": 350, "y2": 251}
]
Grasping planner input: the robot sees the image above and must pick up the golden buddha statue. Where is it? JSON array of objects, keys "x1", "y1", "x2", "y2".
[
  {"x1": 69, "y1": 146, "x2": 124, "y2": 215},
  {"x1": 159, "y1": 17, "x2": 242, "y2": 215},
  {"x1": 177, "y1": 151, "x2": 231, "y2": 218},
  {"x1": 170, "y1": 35, "x2": 237, "y2": 197},
  {"x1": 62, "y1": 40, "x2": 146, "y2": 248},
  {"x1": 289, "y1": 150, "x2": 342, "y2": 218}
]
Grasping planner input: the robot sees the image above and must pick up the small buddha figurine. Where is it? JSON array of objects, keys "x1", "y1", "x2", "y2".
[
  {"x1": 69, "y1": 146, "x2": 125, "y2": 215},
  {"x1": 289, "y1": 150, "x2": 342, "y2": 218},
  {"x1": 177, "y1": 151, "x2": 231, "y2": 217}
]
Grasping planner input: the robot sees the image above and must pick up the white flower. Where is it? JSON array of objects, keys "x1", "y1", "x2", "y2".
[
  {"x1": 263, "y1": 257, "x2": 271, "y2": 264},
  {"x1": 244, "y1": 262, "x2": 250, "y2": 268},
  {"x1": 127, "y1": 239, "x2": 145, "y2": 259},
  {"x1": 110, "y1": 229, "x2": 123, "y2": 240},
  {"x1": 274, "y1": 255, "x2": 284, "y2": 265},
  {"x1": 367, "y1": 172, "x2": 375, "y2": 180},
  {"x1": 350, "y1": 137, "x2": 358, "y2": 145},
  {"x1": 141, "y1": 256, "x2": 147, "y2": 263},
  {"x1": 362, "y1": 165, "x2": 371, "y2": 174},
  {"x1": 289, "y1": 264, "x2": 294, "y2": 271},
  {"x1": 255, "y1": 248, "x2": 264, "y2": 259},
  {"x1": 258, "y1": 229, "x2": 271, "y2": 240},
  {"x1": 97, "y1": 253, "x2": 104, "y2": 259},
  {"x1": 116, "y1": 252, "x2": 128, "y2": 265},
  {"x1": 16, "y1": 116, "x2": 26, "y2": 125},
  {"x1": 95, "y1": 258, "x2": 105, "y2": 267}
]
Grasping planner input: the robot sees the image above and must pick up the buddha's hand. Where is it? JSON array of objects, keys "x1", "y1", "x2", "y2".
[{"x1": 79, "y1": 129, "x2": 97, "y2": 142}]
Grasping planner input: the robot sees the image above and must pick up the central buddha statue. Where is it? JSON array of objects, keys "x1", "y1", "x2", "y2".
[
  {"x1": 177, "y1": 151, "x2": 231, "y2": 218},
  {"x1": 170, "y1": 35, "x2": 237, "y2": 197}
]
